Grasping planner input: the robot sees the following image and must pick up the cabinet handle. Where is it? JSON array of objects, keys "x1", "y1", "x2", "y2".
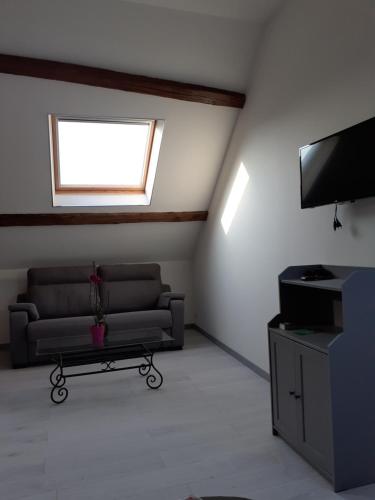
[
  {"x1": 294, "y1": 394, "x2": 301, "y2": 399},
  {"x1": 289, "y1": 391, "x2": 295, "y2": 396}
]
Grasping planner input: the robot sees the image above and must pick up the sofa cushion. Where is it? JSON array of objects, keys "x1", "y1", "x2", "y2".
[
  {"x1": 28, "y1": 315, "x2": 94, "y2": 341},
  {"x1": 28, "y1": 283, "x2": 92, "y2": 319},
  {"x1": 27, "y1": 310, "x2": 172, "y2": 342},
  {"x1": 28, "y1": 266, "x2": 92, "y2": 285},
  {"x1": 101, "y1": 281, "x2": 162, "y2": 313},
  {"x1": 99, "y1": 264, "x2": 162, "y2": 313},
  {"x1": 98, "y1": 264, "x2": 161, "y2": 282},
  {"x1": 27, "y1": 266, "x2": 93, "y2": 319},
  {"x1": 106, "y1": 310, "x2": 172, "y2": 331}
]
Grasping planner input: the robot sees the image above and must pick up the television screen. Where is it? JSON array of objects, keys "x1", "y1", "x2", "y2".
[{"x1": 300, "y1": 116, "x2": 375, "y2": 208}]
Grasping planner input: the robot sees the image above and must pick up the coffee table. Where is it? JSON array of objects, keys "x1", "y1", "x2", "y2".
[{"x1": 36, "y1": 327, "x2": 173, "y2": 404}]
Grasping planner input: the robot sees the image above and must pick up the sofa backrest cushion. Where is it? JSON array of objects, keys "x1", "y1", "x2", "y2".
[
  {"x1": 28, "y1": 266, "x2": 92, "y2": 319},
  {"x1": 98, "y1": 264, "x2": 162, "y2": 313},
  {"x1": 28, "y1": 267, "x2": 92, "y2": 286}
]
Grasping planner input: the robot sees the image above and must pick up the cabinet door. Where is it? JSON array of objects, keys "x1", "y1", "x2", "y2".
[
  {"x1": 269, "y1": 332, "x2": 298, "y2": 445},
  {"x1": 295, "y1": 345, "x2": 333, "y2": 476}
]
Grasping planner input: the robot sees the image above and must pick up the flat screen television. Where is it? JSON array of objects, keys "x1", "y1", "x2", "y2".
[{"x1": 299, "y1": 116, "x2": 375, "y2": 208}]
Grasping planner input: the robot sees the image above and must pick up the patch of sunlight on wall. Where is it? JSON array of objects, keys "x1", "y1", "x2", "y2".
[{"x1": 221, "y1": 162, "x2": 249, "y2": 234}]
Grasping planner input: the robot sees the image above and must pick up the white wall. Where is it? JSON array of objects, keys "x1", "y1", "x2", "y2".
[
  {"x1": 193, "y1": 0, "x2": 375, "y2": 373},
  {"x1": 0, "y1": 260, "x2": 194, "y2": 344}
]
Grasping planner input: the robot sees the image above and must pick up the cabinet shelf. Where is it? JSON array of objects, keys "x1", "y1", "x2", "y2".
[{"x1": 269, "y1": 327, "x2": 340, "y2": 354}]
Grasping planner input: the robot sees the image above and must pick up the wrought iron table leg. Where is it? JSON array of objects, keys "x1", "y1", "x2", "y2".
[
  {"x1": 146, "y1": 352, "x2": 163, "y2": 389},
  {"x1": 139, "y1": 354, "x2": 152, "y2": 377},
  {"x1": 49, "y1": 362, "x2": 64, "y2": 387},
  {"x1": 50, "y1": 355, "x2": 68, "y2": 404}
]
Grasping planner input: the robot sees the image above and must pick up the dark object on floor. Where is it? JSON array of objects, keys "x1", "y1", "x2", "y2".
[{"x1": 8, "y1": 263, "x2": 185, "y2": 367}]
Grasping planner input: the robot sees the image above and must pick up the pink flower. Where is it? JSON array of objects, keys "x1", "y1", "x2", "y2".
[{"x1": 89, "y1": 274, "x2": 102, "y2": 285}]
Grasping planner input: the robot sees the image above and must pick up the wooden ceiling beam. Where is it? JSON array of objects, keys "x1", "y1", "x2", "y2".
[
  {"x1": 0, "y1": 211, "x2": 208, "y2": 227},
  {"x1": 0, "y1": 53, "x2": 246, "y2": 108}
]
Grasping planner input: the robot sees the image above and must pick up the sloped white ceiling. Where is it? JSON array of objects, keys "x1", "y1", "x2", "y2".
[
  {"x1": 123, "y1": 0, "x2": 283, "y2": 22},
  {"x1": 0, "y1": 0, "x2": 282, "y2": 266},
  {"x1": 0, "y1": 0, "x2": 282, "y2": 91}
]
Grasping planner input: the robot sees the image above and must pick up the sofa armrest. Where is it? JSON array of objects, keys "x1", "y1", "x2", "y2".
[
  {"x1": 9, "y1": 303, "x2": 39, "y2": 321},
  {"x1": 9, "y1": 310, "x2": 30, "y2": 367},
  {"x1": 157, "y1": 292, "x2": 185, "y2": 309}
]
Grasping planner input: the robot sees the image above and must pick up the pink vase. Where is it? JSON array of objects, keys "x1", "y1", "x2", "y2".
[{"x1": 90, "y1": 324, "x2": 105, "y2": 346}]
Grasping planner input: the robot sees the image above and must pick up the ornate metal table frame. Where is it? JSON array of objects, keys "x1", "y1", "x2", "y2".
[{"x1": 49, "y1": 343, "x2": 163, "y2": 404}]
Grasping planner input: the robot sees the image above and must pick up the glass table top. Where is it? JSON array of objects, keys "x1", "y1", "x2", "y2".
[{"x1": 36, "y1": 327, "x2": 173, "y2": 356}]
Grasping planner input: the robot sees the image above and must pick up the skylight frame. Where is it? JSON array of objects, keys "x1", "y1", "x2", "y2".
[{"x1": 49, "y1": 115, "x2": 156, "y2": 195}]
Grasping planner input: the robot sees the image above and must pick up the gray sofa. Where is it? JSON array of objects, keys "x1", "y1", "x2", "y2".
[{"x1": 8, "y1": 263, "x2": 184, "y2": 368}]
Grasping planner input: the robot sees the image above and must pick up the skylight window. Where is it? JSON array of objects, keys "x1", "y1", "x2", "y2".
[{"x1": 49, "y1": 115, "x2": 164, "y2": 207}]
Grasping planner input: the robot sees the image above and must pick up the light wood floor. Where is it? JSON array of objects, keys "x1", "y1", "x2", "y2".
[{"x1": 1, "y1": 329, "x2": 374, "y2": 500}]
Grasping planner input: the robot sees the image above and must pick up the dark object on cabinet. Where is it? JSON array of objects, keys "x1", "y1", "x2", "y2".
[
  {"x1": 268, "y1": 264, "x2": 375, "y2": 492},
  {"x1": 300, "y1": 265, "x2": 334, "y2": 281}
]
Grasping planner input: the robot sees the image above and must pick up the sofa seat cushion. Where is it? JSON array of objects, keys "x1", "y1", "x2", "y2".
[
  {"x1": 28, "y1": 315, "x2": 94, "y2": 341},
  {"x1": 27, "y1": 310, "x2": 172, "y2": 342},
  {"x1": 105, "y1": 310, "x2": 172, "y2": 331}
]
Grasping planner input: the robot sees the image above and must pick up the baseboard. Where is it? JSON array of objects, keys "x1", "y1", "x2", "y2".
[
  {"x1": 184, "y1": 323, "x2": 196, "y2": 330},
  {"x1": 0, "y1": 343, "x2": 9, "y2": 351},
  {"x1": 192, "y1": 324, "x2": 270, "y2": 382}
]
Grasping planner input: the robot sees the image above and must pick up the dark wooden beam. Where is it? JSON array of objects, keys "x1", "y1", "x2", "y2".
[
  {"x1": 0, "y1": 53, "x2": 246, "y2": 108},
  {"x1": 0, "y1": 211, "x2": 208, "y2": 227}
]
